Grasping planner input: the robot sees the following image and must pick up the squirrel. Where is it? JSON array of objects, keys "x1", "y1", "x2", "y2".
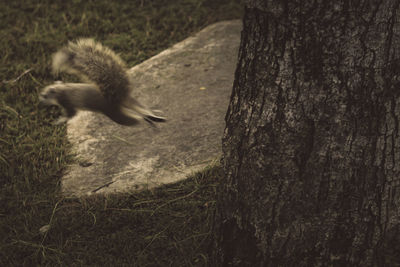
[{"x1": 39, "y1": 38, "x2": 166, "y2": 126}]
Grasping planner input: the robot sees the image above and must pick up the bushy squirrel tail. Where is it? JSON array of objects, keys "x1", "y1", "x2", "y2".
[
  {"x1": 52, "y1": 38, "x2": 130, "y2": 104},
  {"x1": 49, "y1": 38, "x2": 166, "y2": 125}
]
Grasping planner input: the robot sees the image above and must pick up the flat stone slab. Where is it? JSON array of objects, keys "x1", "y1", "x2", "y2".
[{"x1": 63, "y1": 20, "x2": 242, "y2": 197}]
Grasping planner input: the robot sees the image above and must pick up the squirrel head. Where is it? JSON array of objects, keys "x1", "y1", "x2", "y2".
[{"x1": 39, "y1": 81, "x2": 63, "y2": 106}]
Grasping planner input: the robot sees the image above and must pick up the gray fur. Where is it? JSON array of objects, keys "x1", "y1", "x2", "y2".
[{"x1": 40, "y1": 39, "x2": 166, "y2": 126}]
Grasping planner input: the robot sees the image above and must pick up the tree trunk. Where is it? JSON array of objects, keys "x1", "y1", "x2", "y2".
[{"x1": 211, "y1": 0, "x2": 400, "y2": 266}]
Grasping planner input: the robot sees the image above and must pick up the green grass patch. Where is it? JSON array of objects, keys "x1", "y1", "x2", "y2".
[{"x1": 0, "y1": 0, "x2": 242, "y2": 265}]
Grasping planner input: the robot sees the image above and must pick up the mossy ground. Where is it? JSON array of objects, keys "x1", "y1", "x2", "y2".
[{"x1": 0, "y1": 1, "x2": 243, "y2": 265}]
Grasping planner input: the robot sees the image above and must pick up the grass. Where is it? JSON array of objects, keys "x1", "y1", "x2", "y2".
[
  {"x1": 2, "y1": 166, "x2": 222, "y2": 266},
  {"x1": 0, "y1": 0, "x2": 243, "y2": 265}
]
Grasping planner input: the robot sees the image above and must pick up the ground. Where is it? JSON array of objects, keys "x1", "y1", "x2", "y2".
[{"x1": 0, "y1": 1, "x2": 243, "y2": 265}]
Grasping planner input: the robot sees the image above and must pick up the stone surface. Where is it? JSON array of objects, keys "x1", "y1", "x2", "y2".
[{"x1": 63, "y1": 20, "x2": 242, "y2": 196}]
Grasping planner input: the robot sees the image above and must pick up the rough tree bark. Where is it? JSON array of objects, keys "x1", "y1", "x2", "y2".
[{"x1": 211, "y1": 0, "x2": 400, "y2": 266}]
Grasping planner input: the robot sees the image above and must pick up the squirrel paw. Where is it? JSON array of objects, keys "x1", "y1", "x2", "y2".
[{"x1": 53, "y1": 117, "x2": 69, "y2": 125}]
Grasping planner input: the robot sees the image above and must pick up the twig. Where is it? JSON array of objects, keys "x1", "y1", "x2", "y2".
[
  {"x1": 106, "y1": 208, "x2": 154, "y2": 213},
  {"x1": 92, "y1": 181, "x2": 115, "y2": 193},
  {"x1": 151, "y1": 189, "x2": 199, "y2": 215},
  {"x1": 2, "y1": 68, "x2": 32, "y2": 84},
  {"x1": 40, "y1": 199, "x2": 63, "y2": 244},
  {"x1": 139, "y1": 224, "x2": 170, "y2": 256},
  {"x1": 14, "y1": 240, "x2": 64, "y2": 255},
  {"x1": 112, "y1": 135, "x2": 134, "y2": 145},
  {"x1": 1, "y1": 104, "x2": 20, "y2": 117}
]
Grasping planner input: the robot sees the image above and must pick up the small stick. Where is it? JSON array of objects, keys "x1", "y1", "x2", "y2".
[
  {"x1": 92, "y1": 181, "x2": 115, "y2": 193},
  {"x1": 2, "y1": 68, "x2": 32, "y2": 84}
]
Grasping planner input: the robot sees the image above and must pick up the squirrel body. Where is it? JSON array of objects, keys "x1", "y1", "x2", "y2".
[{"x1": 40, "y1": 38, "x2": 165, "y2": 126}]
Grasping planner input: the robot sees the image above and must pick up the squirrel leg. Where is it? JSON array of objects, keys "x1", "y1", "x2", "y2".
[
  {"x1": 54, "y1": 101, "x2": 77, "y2": 125},
  {"x1": 53, "y1": 117, "x2": 69, "y2": 125}
]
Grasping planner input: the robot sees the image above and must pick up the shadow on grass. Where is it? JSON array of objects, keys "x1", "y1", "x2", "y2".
[{"x1": 1, "y1": 165, "x2": 222, "y2": 266}]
